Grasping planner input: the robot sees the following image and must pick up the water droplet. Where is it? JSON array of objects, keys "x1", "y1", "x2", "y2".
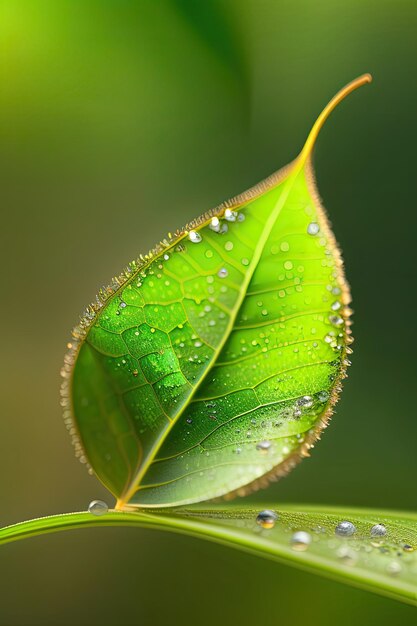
[
  {"x1": 337, "y1": 546, "x2": 357, "y2": 565},
  {"x1": 256, "y1": 510, "x2": 278, "y2": 529},
  {"x1": 329, "y1": 315, "x2": 344, "y2": 326},
  {"x1": 403, "y1": 544, "x2": 414, "y2": 552},
  {"x1": 189, "y1": 230, "x2": 202, "y2": 243},
  {"x1": 241, "y1": 257, "x2": 249, "y2": 266},
  {"x1": 280, "y1": 241, "x2": 290, "y2": 252},
  {"x1": 307, "y1": 222, "x2": 320, "y2": 235},
  {"x1": 297, "y1": 395, "x2": 313, "y2": 408},
  {"x1": 88, "y1": 500, "x2": 108, "y2": 516},
  {"x1": 224, "y1": 208, "x2": 237, "y2": 221},
  {"x1": 163, "y1": 253, "x2": 170, "y2": 261},
  {"x1": 290, "y1": 531, "x2": 312, "y2": 551},
  {"x1": 218, "y1": 268, "x2": 228, "y2": 278},
  {"x1": 256, "y1": 441, "x2": 272, "y2": 454},
  {"x1": 318, "y1": 391, "x2": 329, "y2": 402},
  {"x1": 370, "y1": 523, "x2": 387, "y2": 537},
  {"x1": 284, "y1": 260, "x2": 293, "y2": 270},
  {"x1": 210, "y1": 217, "x2": 220, "y2": 232},
  {"x1": 331, "y1": 301, "x2": 341, "y2": 311},
  {"x1": 237, "y1": 213, "x2": 245, "y2": 222},
  {"x1": 194, "y1": 341, "x2": 202, "y2": 348},
  {"x1": 335, "y1": 521, "x2": 356, "y2": 537},
  {"x1": 386, "y1": 561, "x2": 402, "y2": 576},
  {"x1": 225, "y1": 241, "x2": 234, "y2": 251}
]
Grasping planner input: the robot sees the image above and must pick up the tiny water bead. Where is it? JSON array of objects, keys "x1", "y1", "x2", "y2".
[
  {"x1": 224, "y1": 208, "x2": 237, "y2": 221},
  {"x1": 337, "y1": 546, "x2": 357, "y2": 566},
  {"x1": 210, "y1": 217, "x2": 220, "y2": 231},
  {"x1": 386, "y1": 561, "x2": 402, "y2": 577},
  {"x1": 335, "y1": 521, "x2": 356, "y2": 537},
  {"x1": 329, "y1": 315, "x2": 344, "y2": 326},
  {"x1": 290, "y1": 531, "x2": 312, "y2": 551},
  {"x1": 297, "y1": 395, "x2": 313, "y2": 408},
  {"x1": 88, "y1": 500, "x2": 109, "y2": 516},
  {"x1": 188, "y1": 230, "x2": 202, "y2": 243},
  {"x1": 370, "y1": 523, "x2": 387, "y2": 538},
  {"x1": 307, "y1": 222, "x2": 320, "y2": 235},
  {"x1": 256, "y1": 510, "x2": 279, "y2": 529},
  {"x1": 256, "y1": 440, "x2": 272, "y2": 454},
  {"x1": 218, "y1": 268, "x2": 228, "y2": 278}
]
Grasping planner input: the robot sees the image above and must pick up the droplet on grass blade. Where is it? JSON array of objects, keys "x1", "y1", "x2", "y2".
[
  {"x1": 335, "y1": 521, "x2": 356, "y2": 537},
  {"x1": 256, "y1": 510, "x2": 278, "y2": 529},
  {"x1": 370, "y1": 523, "x2": 387, "y2": 537},
  {"x1": 88, "y1": 500, "x2": 109, "y2": 516},
  {"x1": 290, "y1": 531, "x2": 312, "y2": 551}
]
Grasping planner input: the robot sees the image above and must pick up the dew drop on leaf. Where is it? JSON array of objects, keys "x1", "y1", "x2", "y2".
[
  {"x1": 256, "y1": 441, "x2": 272, "y2": 454},
  {"x1": 256, "y1": 510, "x2": 278, "y2": 529},
  {"x1": 297, "y1": 395, "x2": 314, "y2": 408},
  {"x1": 370, "y1": 523, "x2": 387, "y2": 537},
  {"x1": 307, "y1": 222, "x2": 320, "y2": 235},
  {"x1": 88, "y1": 500, "x2": 109, "y2": 516},
  {"x1": 224, "y1": 209, "x2": 237, "y2": 222},
  {"x1": 337, "y1": 546, "x2": 357, "y2": 565},
  {"x1": 188, "y1": 230, "x2": 202, "y2": 243},
  {"x1": 386, "y1": 561, "x2": 402, "y2": 576},
  {"x1": 290, "y1": 531, "x2": 312, "y2": 551},
  {"x1": 335, "y1": 521, "x2": 356, "y2": 537},
  {"x1": 209, "y1": 217, "x2": 220, "y2": 232}
]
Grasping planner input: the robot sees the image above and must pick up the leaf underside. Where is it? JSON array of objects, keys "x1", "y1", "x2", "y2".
[
  {"x1": 1, "y1": 505, "x2": 416, "y2": 606},
  {"x1": 62, "y1": 78, "x2": 371, "y2": 508}
]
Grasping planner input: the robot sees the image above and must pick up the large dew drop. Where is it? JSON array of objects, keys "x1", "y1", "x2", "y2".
[
  {"x1": 256, "y1": 510, "x2": 278, "y2": 529},
  {"x1": 88, "y1": 499, "x2": 109, "y2": 516},
  {"x1": 370, "y1": 523, "x2": 387, "y2": 538},
  {"x1": 335, "y1": 520, "x2": 356, "y2": 537}
]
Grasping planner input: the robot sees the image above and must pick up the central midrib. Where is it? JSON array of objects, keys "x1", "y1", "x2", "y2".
[{"x1": 119, "y1": 162, "x2": 302, "y2": 506}]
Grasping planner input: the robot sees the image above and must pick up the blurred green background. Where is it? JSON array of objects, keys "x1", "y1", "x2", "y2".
[{"x1": 1, "y1": 0, "x2": 416, "y2": 624}]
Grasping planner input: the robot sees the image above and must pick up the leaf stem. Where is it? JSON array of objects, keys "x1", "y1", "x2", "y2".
[
  {"x1": 297, "y1": 73, "x2": 372, "y2": 167},
  {"x1": 0, "y1": 506, "x2": 416, "y2": 607}
]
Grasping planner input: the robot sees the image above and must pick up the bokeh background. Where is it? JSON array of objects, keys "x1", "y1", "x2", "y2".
[{"x1": 1, "y1": 1, "x2": 416, "y2": 624}]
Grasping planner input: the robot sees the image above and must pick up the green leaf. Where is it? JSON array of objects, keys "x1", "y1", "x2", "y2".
[
  {"x1": 1, "y1": 505, "x2": 416, "y2": 605},
  {"x1": 62, "y1": 75, "x2": 372, "y2": 508}
]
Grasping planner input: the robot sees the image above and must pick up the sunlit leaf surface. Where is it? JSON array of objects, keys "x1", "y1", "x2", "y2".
[
  {"x1": 62, "y1": 76, "x2": 371, "y2": 508},
  {"x1": 1, "y1": 504, "x2": 416, "y2": 605}
]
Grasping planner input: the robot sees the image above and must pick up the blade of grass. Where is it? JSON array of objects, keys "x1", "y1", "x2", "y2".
[{"x1": 1, "y1": 504, "x2": 416, "y2": 606}]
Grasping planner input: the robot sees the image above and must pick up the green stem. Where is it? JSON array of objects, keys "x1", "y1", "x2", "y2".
[{"x1": 1, "y1": 507, "x2": 416, "y2": 607}]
